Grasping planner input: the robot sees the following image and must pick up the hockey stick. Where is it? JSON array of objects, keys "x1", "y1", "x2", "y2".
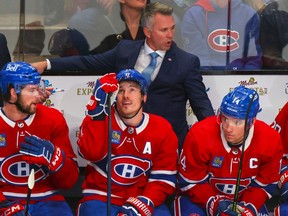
[
  {"x1": 25, "y1": 169, "x2": 35, "y2": 216},
  {"x1": 107, "y1": 93, "x2": 112, "y2": 216},
  {"x1": 232, "y1": 92, "x2": 257, "y2": 212}
]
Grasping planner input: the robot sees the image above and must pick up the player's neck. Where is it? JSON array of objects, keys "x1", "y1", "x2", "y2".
[
  {"x1": 121, "y1": 112, "x2": 144, "y2": 127},
  {"x1": 3, "y1": 103, "x2": 29, "y2": 122}
]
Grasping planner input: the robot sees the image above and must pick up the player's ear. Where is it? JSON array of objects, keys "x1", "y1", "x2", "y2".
[
  {"x1": 9, "y1": 88, "x2": 18, "y2": 103},
  {"x1": 143, "y1": 95, "x2": 147, "y2": 103}
]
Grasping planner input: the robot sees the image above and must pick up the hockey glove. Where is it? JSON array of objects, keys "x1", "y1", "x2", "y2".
[
  {"x1": 235, "y1": 201, "x2": 258, "y2": 216},
  {"x1": 0, "y1": 200, "x2": 27, "y2": 216},
  {"x1": 86, "y1": 73, "x2": 119, "y2": 117},
  {"x1": 278, "y1": 166, "x2": 288, "y2": 202},
  {"x1": 217, "y1": 199, "x2": 238, "y2": 216},
  {"x1": 274, "y1": 202, "x2": 288, "y2": 216},
  {"x1": 207, "y1": 195, "x2": 233, "y2": 216},
  {"x1": 19, "y1": 135, "x2": 65, "y2": 173},
  {"x1": 217, "y1": 201, "x2": 257, "y2": 216},
  {"x1": 117, "y1": 196, "x2": 154, "y2": 216}
]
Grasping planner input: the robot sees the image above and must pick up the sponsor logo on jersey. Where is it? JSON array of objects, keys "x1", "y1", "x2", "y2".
[
  {"x1": 0, "y1": 154, "x2": 47, "y2": 185},
  {"x1": 111, "y1": 155, "x2": 151, "y2": 185},
  {"x1": 208, "y1": 29, "x2": 239, "y2": 52},
  {"x1": 112, "y1": 130, "x2": 121, "y2": 144},
  {"x1": 0, "y1": 134, "x2": 7, "y2": 147},
  {"x1": 210, "y1": 178, "x2": 251, "y2": 195},
  {"x1": 212, "y1": 156, "x2": 224, "y2": 168}
]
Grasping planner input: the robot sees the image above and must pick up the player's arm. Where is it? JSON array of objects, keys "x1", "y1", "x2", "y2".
[
  {"x1": 44, "y1": 112, "x2": 79, "y2": 189},
  {"x1": 240, "y1": 134, "x2": 283, "y2": 210},
  {"x1": 178, "y1": 128, "x2": 217, "y2": 208},
  {"x1": 77, "y1": 73, "x2": 119, "y2": 161},
  {"x1": 20, "y1": 111, "x2": 79, "y2": 190},
  {"x1": 77, "y1": 116, "x2": 109, "y2": 161},
  {"x1": 141, "y1": 127, "x2": 178, "y2": 206}
]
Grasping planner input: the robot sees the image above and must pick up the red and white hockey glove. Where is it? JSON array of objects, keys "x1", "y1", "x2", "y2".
[
  {"x1": 117, "y1": 196, "x2": 154, "y2": 216},
  {"x1": 20, "y1": 135, "x2": 65, "y2": 173},
  {"x1": 234, "y1": 202, "x2": 258, "y2": 216},
  {"x1": 208, "y1": 196, "x2": 257, "y2": 216},
  {"x1": 278, "y1": 166, "x2": 288, "y2": 202},
  {"x1": 0, "y1": 200, "x2": 27, "y2": 216},
  {"x1": 86, "y1": 73, "x2": 119, "y2": 117},
  {"x1": 206, "y1": 195, "x2": 235, "y2": 216}
]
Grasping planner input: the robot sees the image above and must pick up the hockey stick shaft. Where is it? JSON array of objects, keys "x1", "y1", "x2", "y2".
[
  {"x1": 25, "y1": 169, "x2": 35, "y2": 216},
  {"x1": 232, "y1": 92, "x2": 257, "y2": 211},
  {"x1": 107, "y1": 93, "x2": 112, "y2": 216}
]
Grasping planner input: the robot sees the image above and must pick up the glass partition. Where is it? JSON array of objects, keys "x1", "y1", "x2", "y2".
[{"x1": 1, "y1": 0, "x2": 288, "y2": 72}]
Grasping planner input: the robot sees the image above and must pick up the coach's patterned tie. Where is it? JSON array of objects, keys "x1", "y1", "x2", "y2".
[{"x1": 142, "y1": 52, "x2": 159, "y2": 85}]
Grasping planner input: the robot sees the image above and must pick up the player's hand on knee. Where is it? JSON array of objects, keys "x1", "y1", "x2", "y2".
[
  {"x1": 233, "y1": 201, "x2": 258, "y2": 216},
  {"x1": 117, "y1": 196, "x2": 154, "y2": 216},
  {"x1": 217, "y1": 199, "x2": 238, "y2": 216},
  {"x1": 86, "y1": 73, "x2": 119, "y2": 118},
  {"x1": 278, "y1": 166, "x2": 288, "y2": 201},
  {"x1": 20, "y1": 135, "x2": 65, "y2": 173},
  {"x1": 207, "y1": 195, "x2": 236, "y2": 216},
  {"x1": 0, "y1": 200, "x2": 28, "y2": 216}
]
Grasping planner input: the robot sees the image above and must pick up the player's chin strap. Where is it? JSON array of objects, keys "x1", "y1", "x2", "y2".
[{"x1": 115, "y1": 100, "x2": 144, "y2": 120}]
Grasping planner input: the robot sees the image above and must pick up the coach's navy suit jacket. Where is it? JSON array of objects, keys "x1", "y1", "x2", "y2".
[
  {"x1": 50, "y1": 40, "x2": 214, "y2": 148},
  {"x1": 0, "y1": 33, "x2": 11, "y2": 69}
]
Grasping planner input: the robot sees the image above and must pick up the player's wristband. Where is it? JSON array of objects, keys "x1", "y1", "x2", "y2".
[
  {"x1": 48, "y1": 146, "x2": 65, "y2": 172},
  {"x1": 118, "y1": 196, "x2": 154, "y2": 216}
]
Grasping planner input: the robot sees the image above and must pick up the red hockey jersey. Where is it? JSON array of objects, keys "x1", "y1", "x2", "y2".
[
  {"x1": 178, "y1": 116, "x2": 283, "y2": 210},
  {"x1": 0, "y1": 104, "x2": 78, "y2": 202},
  {"x1": 77, "y1": 109, "x2": 178, "y2": 207},
  {"x1": 271, "y1": 101, "x2": 288, "y2": 166}
]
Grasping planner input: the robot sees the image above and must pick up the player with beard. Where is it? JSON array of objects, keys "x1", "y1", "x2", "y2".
[
  {"x1": 0, "y1": 62, "x2": 79, "y2": 216},
  {"x1": 77, "y1": 69, "x2": 178, "y2": 216}
]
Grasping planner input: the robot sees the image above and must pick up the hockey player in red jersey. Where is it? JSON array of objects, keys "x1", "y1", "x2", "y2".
[
  {"x1": 271, "y1": 101, "x2": 288, "y2": 215},
  {"x1": 0, "y1": 62, "x2": 79, "y2": 215},
  {"x1": 77, "y1": 69, "x2": 178, "y2": 216},
  {"x1": 174, "y1": 85, "x2": 283, "y2": 216}
]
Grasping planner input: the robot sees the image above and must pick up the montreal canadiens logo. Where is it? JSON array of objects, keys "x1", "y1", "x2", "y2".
[
  {"x1": 111, "y1": 155, "x2": 151, "y2": 186},
  {"x1": 1, "y1": 154, "x2": 46, "y2": 185},
  {"x1": 208, "y1": 29, "x2": 239, "y2": 52},
  {"x1": 210, "y1": 178, "x2": 251, "y2": 195}
]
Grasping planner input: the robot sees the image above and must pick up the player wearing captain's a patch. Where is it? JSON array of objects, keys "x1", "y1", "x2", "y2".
[
  {"x1": 174, "y1": 86, "x2": 283, "y2": 216},
  {"x1": 77, "y1": 69, "x2": 178, "y2": 216}
]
